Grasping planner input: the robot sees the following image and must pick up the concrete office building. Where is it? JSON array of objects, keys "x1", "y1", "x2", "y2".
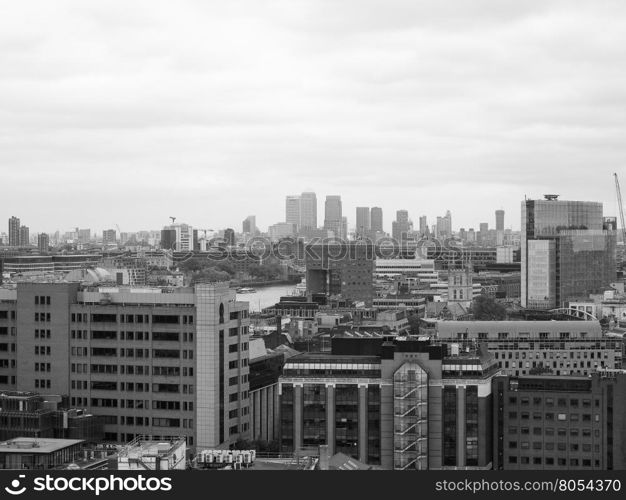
[
  {"x1": 521, "y1": 196, "x2": 616, "y2": 309},
  {"x1": 279, "y1": 337, "x2": 498, "y2": 470},
  {"x1": 0, "y1": 281, "x2": 252, "y2": 449},
  {"x1": 493, "y1": 371, "x2": 626, "y2": 470},
  {"x1": 436, "y1": 320, "x2": 622, "y2": 376},
  {"x1": 19, "y1": 226, "x2": 30, "y2": 247},
  {"x1": 305, "y1": 242, "x2": 375, "y2": 306}
]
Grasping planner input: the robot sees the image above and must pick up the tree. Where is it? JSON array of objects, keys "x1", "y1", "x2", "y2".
[
  {"x1": 471, "y1": 295, "x2": 507, "y2": 320},
  {"x1": 190, "y1": 268, "x2": 231, "y2": 284}
]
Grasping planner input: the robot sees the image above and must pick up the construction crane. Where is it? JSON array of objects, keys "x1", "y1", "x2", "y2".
[{"x1": 614, "y1": 173, "x2": 626, "y2": 244}]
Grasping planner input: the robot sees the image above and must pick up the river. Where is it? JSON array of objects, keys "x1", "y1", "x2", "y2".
[{"x1": 235, "y1": 283, "x2": 298, "y2": 312}]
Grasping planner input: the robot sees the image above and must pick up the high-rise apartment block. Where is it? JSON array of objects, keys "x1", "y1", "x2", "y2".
[{"x1": 521, "y1": 196, "x2": 616, "y2": 309}]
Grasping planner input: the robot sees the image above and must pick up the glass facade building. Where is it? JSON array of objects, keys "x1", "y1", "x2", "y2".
[{"x1": 521, "y1": 198, "x2": 616, "y2": 309}]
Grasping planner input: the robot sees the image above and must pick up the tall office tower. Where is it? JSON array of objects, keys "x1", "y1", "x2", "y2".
[
  {"x1": 1, "y1": 281, "x2": 251, "y2": 449},
  {"x1": 341, "y1": 217, "x2": 348, "y2": 241},
  {"x1": 223, "y1": 228, "x2": 236, "y2": 247},
  {"x1": 467, "y1": 228, "x2": 476, "y2": 242},
  {"x1": 324, "y1": 195, "x2": 343, "y2": 239},
  {"x1": 285, "y1": 195, "x2": 301, "y2": 231},
  {"x1": 521, "y1": 195, "x2": 616, "y2": 309},
  {"x1": 392, "y1": 210, "x2": 410, "y2": 242},
  {"x1": 102, "y1": 229, "x2": 117, "y2": 245},
  {"x1": 355, "y1": 207, "x2": 371, "y2": 238},
  {"x1": 37, "y1": 233, "x2": 49, "y2": 253},
  {"x1": 242, "y1": 216, "x2": 257, "y2": 235},
  {"x1": 299, "y1": 192, "x2": 317, "y2": 232},
  {"x1": 19, "y1": 226, "x2": 30, "y2": 247},
  {"x1": 371, "y1": 207, "x2": 383, "y2": 233},
  {"x1": 459, "y1": 228, "x2": 466, "y2": 241},
  {"x1": 8, "y1": 217, "x2": 20, "y2": 247},
  {"x1": 419, "y1": 216, "x2": 428, "y2": 236}
]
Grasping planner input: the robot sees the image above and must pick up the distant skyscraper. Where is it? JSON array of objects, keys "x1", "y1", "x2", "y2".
[
  {"x1": 285, "y1": 195, "x2": 301, "y2": 231},
  {"x1": 19, "y1": 226, "x2": 29, "y2": 247},
  {"x1": 371, "y1": 207, "x2": 383, "y2": 233},
  {"x1": 242, "y1": 215, "x2": 257, "y2": 234},
  {"x1": 224, "y1": 228, "x2": 236, "y2": 247},
  {"x1": 496, "y1": 210, "x2": 505, "y2": 246},
  {"x1": 436, "y1": 210, "x2": 452, "y2": 238},
  {"x1": 102, "y1": 229, "x2": 117, "y2": 245},
  {"x1": 38, "y1": 233, "x2": 49, "y2": 253},
  {"x1": 495, "y1": 210, "x2": 505, "y2": 231},
  {"x1": 161, "y1": 229, "x2": 176, "y2": 250},
  {"x1": 78, "y1": 229, "x2": 91, "y2": 243},
  {"x1": 324, "y1": 195, "x2": 343, "y2": 239},
  {"x1": 479, "y1": 222, "x2": 489, "y2": 244},
  {"x1": 8, "y1": 216, "x2": 20, "y2": 247},
  {"x1": 356, "y1": 207, "x2": 371, "y2": 238},
  {"x1": 392, "y1": 210, "x2": 410, "y2": 242},
  {"x1": 299, "y1": 192, "x2": 317, "y2": 231},
  {"x1": 521, "y1": 196, "x2": 616, "y2": 309},
  {"x1": 419, "y1": 216, "x2": 428, "y2": 236}
]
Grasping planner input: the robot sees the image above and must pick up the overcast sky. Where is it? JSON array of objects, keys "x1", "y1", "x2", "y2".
[{"x1": 2, "y1": 0, "x2": 626, "y2": 235}]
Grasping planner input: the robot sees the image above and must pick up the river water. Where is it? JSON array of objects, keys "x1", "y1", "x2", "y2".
[{"x1": 235, "y1": 284, "x2": 298, "y2": 312}]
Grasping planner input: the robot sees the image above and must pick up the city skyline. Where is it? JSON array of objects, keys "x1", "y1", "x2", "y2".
[{"x1": 2, "y1": 1, "x2": 626, "y2": 233}]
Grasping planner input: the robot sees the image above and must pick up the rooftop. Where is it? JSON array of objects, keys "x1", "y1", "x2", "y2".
[{"x1": 0, "y1": 438, "x2": 84, "y2": 454}]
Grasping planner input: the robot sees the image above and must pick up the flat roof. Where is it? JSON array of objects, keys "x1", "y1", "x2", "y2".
[{"x1": 0, "y1": 438, "x2": 84, "y2": 454}]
